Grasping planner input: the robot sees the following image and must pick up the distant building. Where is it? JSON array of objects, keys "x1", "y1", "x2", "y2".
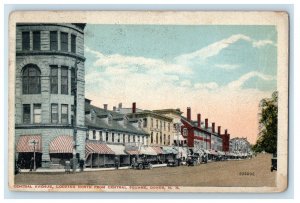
[
  {"x1": 120, "y1": 103, "x2": 174, "y2": 147},
  {"x1": 84, "y1": 99, "x2": 149, "y2": 167},
  {"x1": 180, "y1": 107, "x2": 212, "y2": 155},
  {"x1": 15, "y1": 23, "x2": 87, "y2": 168}
]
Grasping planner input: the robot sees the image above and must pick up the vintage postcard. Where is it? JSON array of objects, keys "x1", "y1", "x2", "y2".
[{"x1": 8, "y1": 11, "x2": 289, "y2": 192}]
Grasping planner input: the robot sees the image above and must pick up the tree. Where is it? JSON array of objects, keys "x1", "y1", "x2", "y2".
[{"x1": 252, "y1": 91, "x2": 278, "y2": 154}]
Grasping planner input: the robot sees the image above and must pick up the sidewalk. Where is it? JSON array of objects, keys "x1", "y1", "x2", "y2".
[{"x1": 19, "y1": 164, "x2": 167, "y2": 173}]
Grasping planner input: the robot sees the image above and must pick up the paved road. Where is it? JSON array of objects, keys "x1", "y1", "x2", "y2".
[{"x1": 15, "y1": 153, "x2": 276, "y2": 187}]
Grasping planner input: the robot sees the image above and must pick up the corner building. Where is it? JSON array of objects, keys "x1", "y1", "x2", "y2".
[{"x1": 15, "y1": 23, "x2": 86, "y2": 168}]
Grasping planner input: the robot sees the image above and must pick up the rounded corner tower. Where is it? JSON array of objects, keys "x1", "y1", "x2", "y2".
[{"x1": 15, "y1": 23, "x2": 87, "y2": 169}]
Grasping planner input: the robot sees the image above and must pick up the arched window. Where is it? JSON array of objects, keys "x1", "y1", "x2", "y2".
[{"x1": 22, "y1": 64, "x2": 41, "y2": 94}]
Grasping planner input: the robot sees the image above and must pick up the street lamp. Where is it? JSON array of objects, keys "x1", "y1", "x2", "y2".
[{"x1": 30, "y1": 140, "x2": 38, "y2": 171}]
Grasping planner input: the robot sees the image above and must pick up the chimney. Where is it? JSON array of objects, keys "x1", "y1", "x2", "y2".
[
  {"x1": 225, "y1": 129, "x2": 228, "y2": 135},
  {"x1": 212, "y1": 122, "x2": 215, "y2": 133},
  {"x1": 103, "y1": 104, "x2": 108, "y2": 110},
  {"x1": 197, "y1": 114, "x2": 201, "y2": 128},
  {"x1": 132, "y1": 102, "x2": 136, "y2": 113},
  {"x1": 205, "y1": 118, "x2": 208, "y2": 129},
  {"x1": 118, "y1": 103, "x2": 122, "y2": 109},
  {"x1": 218, "y1": 126, "x2": 221, "y2": 135},
  {"x1": 113, "y1": 106, "x2": 116, "y2": 111},
  {"x1": 187, "y1": 107, "x2": 191, "y2": 121}
]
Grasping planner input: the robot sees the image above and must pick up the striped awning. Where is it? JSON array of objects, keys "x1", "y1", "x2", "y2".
[
  {"x1": 49, "y1": 135, "x2": 73, "y2": 154},
  {"x1": 107, "y1": 144, "x2": 126, "y2": 155},
  {"x1": 151, "y1": 146, "x2": 164, "y2": 154},
  {"x1": 140, "y1": 147, "x2": 157, "y2": 156},
  {"x1": 126, "y1": 150, "x2": 140, "y2": 155},
  {"x1": 85, "y1": 142, "x2": 115, "y2": 158},
  {"x1": 16, "y1": 135, "x2": 42, "y2": 153}
]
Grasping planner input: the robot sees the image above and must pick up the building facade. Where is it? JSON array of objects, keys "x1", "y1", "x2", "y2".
[
  {"x1": 15, "y1": 23, "x2": 86, "y2": 168},
  {"x1": 121, "y1": 103, "x2": 174, "y2": 147}
]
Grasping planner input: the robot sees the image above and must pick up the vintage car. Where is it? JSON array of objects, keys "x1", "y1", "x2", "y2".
[
  {"x1": 271, "y1": 154, "x2": 277, "y2": 172},
  {"x1": 132, "y1": 158, "x2": 153, "y2": 170},
  {"x1": 166, "y1": 158, "x2": 182, "y2": 167},
  {"x1": 186, "y1": 155, "x2": 198, "y2": 166}
]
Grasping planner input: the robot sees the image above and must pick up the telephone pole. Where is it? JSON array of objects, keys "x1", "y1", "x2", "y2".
[{"x1": 72, "y1": 58, "x2": 79, "y2": 173}]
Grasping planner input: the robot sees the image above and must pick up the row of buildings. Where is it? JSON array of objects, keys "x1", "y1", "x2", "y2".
[{"x1": 14, "y1": 23, "x2": 252, "y2": 169}]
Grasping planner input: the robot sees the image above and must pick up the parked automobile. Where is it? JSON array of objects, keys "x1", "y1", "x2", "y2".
[
  {"x1": 132, "y1": 158, "x2": 153, "y2": 170},
  {"x1": 167, "y1": 158, "x2": 182, "y2": 167},
  {"x1": 186, "y1": 155, "x2": 198, "y2": 166}
]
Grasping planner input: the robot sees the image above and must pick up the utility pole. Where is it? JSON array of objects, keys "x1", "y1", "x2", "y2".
[
  {"x1": 31, "y1": 140, "x2": 38, "y2": 171},
  {"x1": 72, "y1": 58, "x2": 79, "y2": 173}
]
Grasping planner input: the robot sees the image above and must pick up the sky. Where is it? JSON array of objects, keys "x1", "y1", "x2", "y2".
[{"x1": 84, "y1": 24, "x2": 277, "y2": 144}]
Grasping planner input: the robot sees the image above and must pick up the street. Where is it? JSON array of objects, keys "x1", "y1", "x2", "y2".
[{"x1": 15, "y1": 153, "x2": 276, "y2": 187}]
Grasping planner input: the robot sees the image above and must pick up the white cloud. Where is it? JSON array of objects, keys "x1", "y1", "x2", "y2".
[
  {"x1": 85, "y1": 47, "x2": 192, "y2": 75},
  {"x1": 180, "y1": 80, "x2": 192, "y2": 87},
  {"x1": 227, "y1": 71, "x2": 276, "y2": 90},
  {"x1": 214, "y1": 64, "x2": 240, "y2": 70},
  {"x1": 194, "y1": 82, "x2": 219, "y2": 90},
  {"x1": 175, "y1": 34, "x2": 275, "y2": 65},
  {"x1": 175, "y1": 34, "x2": 252, "y2": 64},
  {"x1": 252, "y1": 40, "x2": 276, "y2": 48}
]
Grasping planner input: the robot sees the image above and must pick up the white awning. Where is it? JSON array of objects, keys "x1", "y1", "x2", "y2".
[
  {"x1": 140, "y1": 146, "x2": 157, "y2": 156},
  {"x1": 107, "y1": 144, "x2": 126, "y2": 155}
]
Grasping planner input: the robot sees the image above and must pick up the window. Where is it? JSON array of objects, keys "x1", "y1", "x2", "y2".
[
  {"x1": 50, "y1": 31, "x2": 58, "y2": 51},
  {"x1": 127, "y1": 135, "x2": 130, "y2": 143},
  {"x1": 60, "y1": 32, "x2": 68, "y2": 52},
  {"x1": 164, "y1": 134, "x2": 166, "y2": 145},
  {"x1": 168, "y1": 135, "x2": 171, "y2": 145},
  {"x1": 138, "y1": 136, "x2": 140, "y2": 143},
  {"x1": 33, "y1": 104, "x2": 41, "y2": 124},
  {"x1": 51, "y1": 103, "x2": 58, "y2": 123},
  {"x1": 106, "y1": 132, "x2": 109, "y2": 142},
  {"x1": 71, "y1": 34, "x2": 76, "y2": 53},
  {"x1": 164, "y1": 122, "x2": 166, "y2": 130},
  {"x1": 61, "y1": 66, "x2": 68, "y2": 94},
  {"x1": 151, "y1": 132, "x2": 153, "y2": 144},
  {"x1": 151, "y1": 118, "x2": 153, "y2": 128},
  {"x1": 32, "y1": 31, "x2": 40, "y2": 51},
  {"x1": 133, "y1": 135, "x2": 136, "y2": 143},
  {"x1": 100, "y1": 131, "x2": 103, "y2": 141},
  {"x1": 117, "y1": 133, "x2": 120, "y2": 143},
  {"x1": 160, "y1": 132, "x2": 162, "y2": 144},
  {"x1": 22, "y1": 32, "x2": 30, "y2": 51},
  {"x1": 183, "y1": 128, "x2": 188, "y2": 137},
  {"x1": 168, "y1": 123, "x2": 170, "y2": 132},
  {"x1": 93, "y1": 130, "x2": 96, "y2": 139},
  {"x1": 71, "y1": 68, "x2": 76, "y2": 96},
  {"x1": 143, "y1": 118, "x2": 147, "y2": 128},
  {"x1": 22, "y1": 65, "x2": 41, "y2": 94},
  {"x1": 50, "y1": 66, "x2": 58, "y2": 94},
  {"x1": 156, "y1": 133, "x2": 158, "y2": 144},
  {"x1": 156, "y1": 120, "x2": 158, "y2": 129},
  {"x1": 123, "y1": 134, "x2": 125, "y2": 143},
  {"x1": 23, "y1": 104, "x2": 30, "y2": 124},
  {"x1": 61, "y1": 104, "x2": 68, "y2": 124},
  {"x1": 112, "y1": 133, "x2": 115, "y2": 142},
  {"x1": 71, "y1": 105, "x2": 74, "y2": 125},
  {"x1": 160, "y1": 121, "x2": 162, "y2": 130}
]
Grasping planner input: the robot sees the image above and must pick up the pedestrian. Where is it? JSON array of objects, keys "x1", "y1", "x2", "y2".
[
  {"x1": 114, "y1": 157, "x2": 119, "y2": 170},
  {"x1": 29, "y1": 157, "x2": 34, "y2": 171},
  {"x1": 65, "y1": 160, "x2": 71, "y2": 173},
  {"x1": 79, "y1": 159, "x2": 84, "y2": 172},
  {"x1": 131, "y1": 157, "x2": 136, "y2": 168}
]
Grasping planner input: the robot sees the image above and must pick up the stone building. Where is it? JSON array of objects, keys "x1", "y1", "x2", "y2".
[{"x1": 15, "y1": 23, "x2": 86, "y2": 168}]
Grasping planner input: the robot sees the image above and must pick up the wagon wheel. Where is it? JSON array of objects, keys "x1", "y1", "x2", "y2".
[
  {"x1": 138, "y1": 163, "x2": 143, "y2": 170},
  {"x1": 148, "y1": 163, "x2": 153, "y2": 170}
]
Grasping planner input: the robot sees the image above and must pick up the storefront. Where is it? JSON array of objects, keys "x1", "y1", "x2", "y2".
[
  {"x1": 85, "y1": 141, "x2": 115, "y2": 168},
  {"x1": 49, "y1": 135, "x2": 74, "y2": 168}
]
